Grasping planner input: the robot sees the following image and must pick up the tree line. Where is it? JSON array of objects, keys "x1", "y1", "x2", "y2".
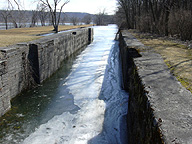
[
  {"x1": 115, "y1": 0, "x2": 192, "y2": 40},
  {"x1": 1, "y1": 0, "x2": 74, "y2": 32},
  {"x1": 0, "y1": 9, "x2": 114, "y2": 29},
  {"x1": 0, "y1": 9, "x2": 93, "y2": 29},
  {"x1": 1, "y1": 0, "x2": 114, "y2": 32}
]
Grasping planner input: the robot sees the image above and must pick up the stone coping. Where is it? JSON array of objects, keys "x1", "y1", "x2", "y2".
[{"x1": 121, "y1": 30, "x2": 192, "y2": 143}]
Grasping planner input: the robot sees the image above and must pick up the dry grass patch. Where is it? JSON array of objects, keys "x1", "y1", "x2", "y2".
[
  {"x1": 129, "y1": 30, "x2": 192, "y2": 92},
  {"x1": 0, "y1": 35, "x2": 42, "y2": 47},
  {"x1": 0, "y1": 24, "x2": 93, "y2": 47}
]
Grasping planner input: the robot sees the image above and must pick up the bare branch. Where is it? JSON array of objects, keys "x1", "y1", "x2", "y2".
[
  {"x1": 7, "y1": 0, "x2": 20, "y2": 10},
  {"x1": 39, "y1": 0, "x2": 70, "y2": 32}
]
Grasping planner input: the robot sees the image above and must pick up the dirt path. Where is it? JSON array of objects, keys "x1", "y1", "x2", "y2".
[{"x1": 129, "y1": 30, "x2": 192, "y2": 92}]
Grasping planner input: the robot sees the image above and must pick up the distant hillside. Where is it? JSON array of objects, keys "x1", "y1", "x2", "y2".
[
  {"x1": 65, "y1": 12, "x2": 92, "y2": 19},
  {"x1": 0, "y1": 10, "x2": 114, "y2": 28},
  {"x1": 0, "y1": 10, "x2": 93, "y2": 23}
]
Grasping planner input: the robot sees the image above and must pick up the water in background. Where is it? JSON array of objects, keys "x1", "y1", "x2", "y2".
[
  {"x1": 0, "y1": 25, "x2": 128, "y2": 144},
  {"x1": 0, "y1": 23, "x2": 84, "y2": 30}
]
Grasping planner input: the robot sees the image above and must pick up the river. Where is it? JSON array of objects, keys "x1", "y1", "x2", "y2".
[{"x1": 0, "y1": 25, "x2": 128, "y2": 144}]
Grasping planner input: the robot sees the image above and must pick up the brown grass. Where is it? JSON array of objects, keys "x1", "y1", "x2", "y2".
[
  {"x1": 0, "y1": 24, "x2": 93, "y2": 47},
  {"x1": 129, "y1": 30, "x2": 192, "y2": 93}
]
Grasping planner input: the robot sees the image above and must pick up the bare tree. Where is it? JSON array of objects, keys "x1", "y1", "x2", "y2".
[
  {"x1": 83, "y1": 14, "x2": 92, "y2": 24},
  {"x1": 5, "y1": 0, "x2": 27, "y2": 28},
  {"x1": 60, "y1": 14, "x2": 67, "y2": 25},
  {"x1": 9, "y1": 10, "x2": 28, "y2": 28},
  {"x1": 3, "y1": 0, "x2": 20, "y2": 28},
  {"x1": 37, "y1": 4, "x2": 49, "y2": 26},
  {"x1": 7, "y1": 0, "x2": 20, "y2": 10},
  {"x1": 94, "y1": 9, "x2": 107, "y2": 25},
  {"x1": 70, "y1": 16, "x2": 79, "y2": 25},
  {"x1": 116, "y1": 0, "x2": 192, "y2": 40},
  {"x1": 31, "y1": 10, "x2": 39, "y2": 27},
  {"x1": 1, "y1": 10, "x2": 10, "y2": 30},
  {"x1": 115, "y1": 6, "x2": 127, "y2": 28},
  {"x1": 39, "y1": 0, "x2": 70, "y2": 33},
  {"x1": 116, "y1": 0, "x2": 132, "y2": 28}
]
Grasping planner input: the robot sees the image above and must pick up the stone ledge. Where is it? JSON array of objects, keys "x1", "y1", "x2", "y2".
[{"x1": 119, "y1": 30, "x2": 192, "y2": 143}]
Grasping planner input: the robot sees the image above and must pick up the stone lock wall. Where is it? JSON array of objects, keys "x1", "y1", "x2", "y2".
[
  {"x1": 0, "y1": 44, "x2": 31, "y2": 116},
  {"x1": 32, "y1": 28, "x2": 93, "y2": 83},
  {"x1": 0, "y1": 27, "x2": 93, "y2": 116},
  {"x1": 119, "y1": 31, "x2": 163, "y2": 144},
  {"x1": 119, "y1": 30, "x2": 192, "y2": 144}
]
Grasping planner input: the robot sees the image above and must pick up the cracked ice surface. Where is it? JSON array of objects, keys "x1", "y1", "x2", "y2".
[{"x1": 22, "y1": 25, "x2": 128, "y2": 144}]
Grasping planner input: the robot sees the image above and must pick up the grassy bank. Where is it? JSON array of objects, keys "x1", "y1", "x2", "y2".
[
  {"x1": 129, "y1": 30, "x2": 192, "y2": 93},
  {"x1": 0, "y1": 24, "x2": 93, "y2": 47}
]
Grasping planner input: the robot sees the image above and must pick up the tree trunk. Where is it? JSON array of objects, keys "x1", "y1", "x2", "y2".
[
  {"x1": 53, "y1": 25, "x2": 58, "y2": 33},
  {"x1": 164, "y1": 8, "x2": 170, "y2": 36},
  {"x1": 5, "y1": 19, "x2": 8, "y2": 30}
]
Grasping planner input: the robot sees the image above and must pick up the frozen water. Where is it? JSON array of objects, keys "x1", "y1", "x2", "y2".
[
  {"x1": 1, "y1": 25, "x2": 128, "y2": 144},
  {"x1": 22, "y1": 25, "x2": 128, "y2": 144}
]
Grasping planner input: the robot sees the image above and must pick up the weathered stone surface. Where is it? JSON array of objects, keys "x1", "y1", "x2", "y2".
[
  {"x1": 0, "y1": 27, "x2": 93, "y2": 117},
  {"x1": 30, "y1": 28, "x2": 93, "y2": 83},
  {"x1": 0, "y1": 44, "x2": 29, "y2": 116},
  {"x1": 119, "y1": 30, "x2": 192, "y2": 144}
]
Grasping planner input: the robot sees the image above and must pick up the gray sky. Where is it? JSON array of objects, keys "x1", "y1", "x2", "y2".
[{"x1": 0, "y1": 0, "x2": 117, "y2": 14}]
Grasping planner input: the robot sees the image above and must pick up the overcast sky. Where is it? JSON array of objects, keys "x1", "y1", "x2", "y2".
[{"x1": 0, "y1": 0, "x2": 117, "y2": 15}]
